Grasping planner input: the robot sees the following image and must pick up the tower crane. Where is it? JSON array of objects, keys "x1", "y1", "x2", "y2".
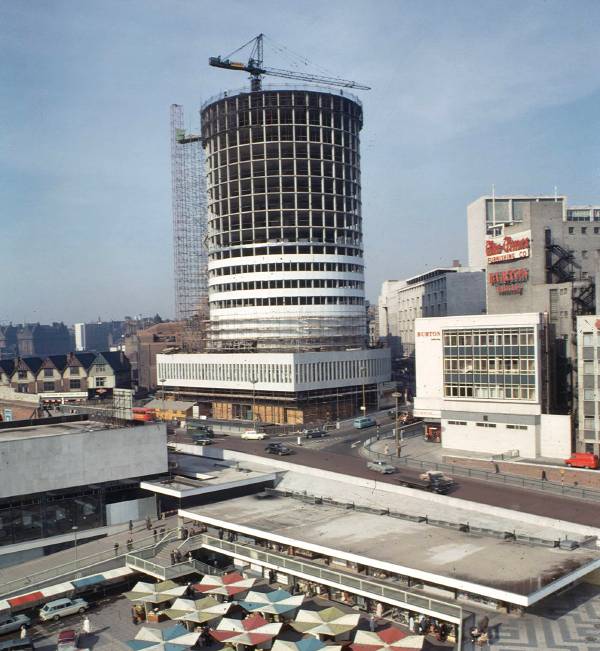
[{"x1": 209, "y1": 33, "x2": 370, "y2": 92}]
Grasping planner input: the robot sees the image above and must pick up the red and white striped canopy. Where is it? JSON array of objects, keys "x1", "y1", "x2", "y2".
[
  {"x1": 351, "y1": 627, "x2": 425, "y2": 651},
  {"x1": 192, "y1": 572, "x2": 256, "y2": 597},
  {"x1": 210, "y1": 613, "x2": 282, "y2": 647}
]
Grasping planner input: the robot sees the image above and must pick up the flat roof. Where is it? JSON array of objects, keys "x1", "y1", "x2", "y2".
[
  {"x1": 141, "y1": 456, "x2": 276, "y2": 497},
  {"x1": 0, "y1": 419, "x2": 108, "y2": 442},
  {"x1": 181, "y1": 491, "x2": 600, "y2": 606}
]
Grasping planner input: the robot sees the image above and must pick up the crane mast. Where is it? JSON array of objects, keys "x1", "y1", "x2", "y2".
[{"x1": 209, "y1": 34, "x2": 370, "y2": 92}]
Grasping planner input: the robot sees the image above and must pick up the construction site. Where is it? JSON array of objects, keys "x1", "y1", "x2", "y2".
[{"x1": 165, "y1": 35, "x2": 390, "y2": 424}]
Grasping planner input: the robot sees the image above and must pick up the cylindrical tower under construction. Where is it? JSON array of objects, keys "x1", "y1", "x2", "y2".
[{"x1": 201, "y1": 88, "x2": 366, "y2": 352}]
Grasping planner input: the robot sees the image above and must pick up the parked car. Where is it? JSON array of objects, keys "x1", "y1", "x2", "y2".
[
  {"x1": 265, "y1": 443, "x2": 293, "y2": 455},
  {"x1": 303, "y1": 428, "x2": 327, "y2": 439},
  {"x1": 0, "y1": 638, "x2": 35, "y2": 651},
  {"x1": 57, "y1": 630, "x2": 79, "y2": 651},
  {"x1": 367, "y1": 460, "x2": 396, "y2": 474},
  {"x1": 39, "y1": 597, "x2": 88, "y2": 622},
  {"x1": 0, "y1": 614, "x2": 30, "y2": 636},
  {"x1": 241, "y1": 430, "x2": 268, "y2": 440},
  {"x1": 354, "y1": 416, "x2": 376, "y2": 429},
  {"x1": 565, "y1": 452, "x2": 599, "y2": 469}
]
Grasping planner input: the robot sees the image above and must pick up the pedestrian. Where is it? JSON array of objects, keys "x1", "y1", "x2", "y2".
[
  {"x1": 127, "y1": 538, "x2": 133, "y2": 552},
  {"x1": 176, "y1": 550, "x2": 182, "y2": 563},
  {"x1": 170, "y1": 550, "x2": 176, "y2": 565},
  {"x1": 128, "y1": 519, "x2": 133, "y2": 534},
  {"x1": 188, "y1": 551, "x2": 193, "y2": 563},
  {"x1": 408, "y1": 615, "x2": 415, "y2": 633},
  {"x1": 384, "y1": 444, "x2": 390, "y2": 456},
  {"x1": 541, "y1": 470, "x2": 547, "y2": 481},
  {"x1": 369, "y1": 614, "x2": 376, "y2": 632},
  {"x1": 82, "y1": 615, "x2": 91, "y2": 637},
  {"x1": 114, "y1": 542, "x2": 119, "y2": 557},
  {"x1": 20, "y1": 625, "x2": 27, "y2": 639},
  {"x1": 146, "y1": 515, "x2": 152, "y2": 530},
  {"x1": 218, "y1": 528, "x2": 224, "y2": 540},
  {"x1": 153, "y1": 528, "x2": 158, "y2": 543}
]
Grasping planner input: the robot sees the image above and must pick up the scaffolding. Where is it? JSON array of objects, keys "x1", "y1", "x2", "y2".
[{"x1": 170, "y1": 104, "x2": 208, "y2": 322}]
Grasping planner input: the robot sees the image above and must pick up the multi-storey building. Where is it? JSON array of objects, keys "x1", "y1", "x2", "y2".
[
  {"x1": 158, "y1": 86, "x2": 390, "y2": 424},
  {"x1": 378, "y1": 267, "x2": 486, "y2": 359},
  {"x1": 467, "y1": 195, "x2": 597, "y2": 416},
  {"x1": 577, "y1": 316, "x2": 600, "y2": 454},
  {"x1": 413, "y1": 313, "x2": 571, "y2": 458}
]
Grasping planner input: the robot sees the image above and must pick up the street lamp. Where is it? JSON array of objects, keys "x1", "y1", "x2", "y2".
[
  {"x1": 250, "y1": 375, "x2": 257, "y2": 424},
  {"x1": 159, "y1": 378, "x2": 166, "y2": 421},
  {"x1": 360, "y1": 363, "x2": 367, "y2": 413},
  {"x1": 72, "y1": 526, "x2": 78, "y2": 569}
]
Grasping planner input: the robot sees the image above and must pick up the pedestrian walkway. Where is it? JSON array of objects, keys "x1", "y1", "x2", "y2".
[{"x1": 0, "y1": 515, "x2": 181, "y2": 597}]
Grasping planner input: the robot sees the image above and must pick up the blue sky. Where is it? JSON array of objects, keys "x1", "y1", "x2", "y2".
[{"x1": 1, "y1": 0, "x2": 600, "y2": 324}]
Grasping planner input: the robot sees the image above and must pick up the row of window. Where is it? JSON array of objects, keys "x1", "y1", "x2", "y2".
[
  {"x1": 444, "y1": 358, "x2": 535, "y2": 373},
  {"x1": 210, "y1": 158, "x2": 359, "y2": 187},
  {"x1": 210, "y1": 175, "x2": 359, "y2": 200},
  {"x1": 209, "y1": 159, "x2": 359, "y2": 189},
  {"x1": 444, "y1": 385, "x2": 536, "y2": 400},
  {"x1": 203, "y1": 91, "x2": 360, "y2": 115},
  {"x1": 205, "y1": 120, "x2": 360, "y2": 149},
  {"x1": 447, "y1": 420, "x2": 528, "y2": 430},
  {"x1": 209, "y1": 261, "x2": 363, "y2": 277},
  {"x1": 209, "y1": 211, "x2": 360, "y2": 231},
  {"x1": 566, "y1": 208, "x2": 600, "y2": 221},
  {"x1": 209, "y1": 244, "x2": 364, "y2": 261},
  {"x1": 159, "y1": 356, "x2": 386, "y2": 387},
  {"x1": 567, "y1": 226, "x2": 600, "y2": 234},
  {"x1": 210, "y1": 296, "x2": 365, "y2": 309},
  {"x1": 210, "y1": 193, "x2": 359, "y2": 218},
  {"x1": 209, "y1": 232, "x2": 361, "y2": 249},
  {"x1": 209, "y1": 278, "x2": 364, "y2": 293},
  {"x1": 207, "y1": 139, "x2": 359, "y2": 170},
  {"x1": 443, "y1": 328, "x2": 535, "y2": 347}
]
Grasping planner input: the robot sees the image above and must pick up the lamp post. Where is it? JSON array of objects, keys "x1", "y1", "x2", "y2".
[
  {"x1": 72, "y1": 526, "x2": 78, "y2": 569},
  {"x1": 392, "y1": 391, "x2": 402, "y2": 457},
  {"x1": 360, "y1": 364, "x2": 367, "y2": 414},
  {"x1": 159, "y1": 378, "x2": 166, "y2": 421},
  {"x1": 250, "y1": 375, "x2": 257, "y2": 424}
]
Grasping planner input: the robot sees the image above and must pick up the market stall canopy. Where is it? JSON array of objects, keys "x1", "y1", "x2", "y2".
[
  {"x1": 125, "y1": 580, "x2": 187, "y2": 604},
  {"x1": 351, "y1": 627, "x2": 425, "y2": 651},
  {"x1": 238, "y1": 589, "x2": 305, "y2": 615},
  {"x1": 126, "y1": 622, "x2": 200, "y2": 650},
  {"x1": 192, "y1": 571, "x2": 256, "y2": 596},
  {"x1": 272, "y1": 638, "x2": 343, "y2": 651},
  {"x1": 164, "y1": 596, "x2": 231, "y2": 624},
  {"x1": 210, "y1": 613, "x2": 283, "y2": 646},
  {"x1": 292, "y1": 607, "x2": 360, "y2": 637}
]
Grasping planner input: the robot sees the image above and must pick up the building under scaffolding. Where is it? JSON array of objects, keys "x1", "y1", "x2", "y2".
[{"x1": 170, "y1": 104, "x2": 208, "y2": 322}]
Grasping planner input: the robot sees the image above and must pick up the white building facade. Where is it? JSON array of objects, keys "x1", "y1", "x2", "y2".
[
  {"x1": 413, "y1": 313, "x2": 571, "y2": 459},
  {"x1": 577, "y1": 316, "x2": 600, "y2": 454},
  {"x1": 378, "y1": 268, "x2": 486, "y2": 358}
]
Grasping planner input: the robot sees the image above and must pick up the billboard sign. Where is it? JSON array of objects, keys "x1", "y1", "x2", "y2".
[{"x1": 486, "y1": 230, "x2": 531, "y2": 264}]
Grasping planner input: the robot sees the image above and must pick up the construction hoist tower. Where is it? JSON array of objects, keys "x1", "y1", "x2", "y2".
[{"x1": 170, "y1": 104, "x2": 208, "y2": 322}]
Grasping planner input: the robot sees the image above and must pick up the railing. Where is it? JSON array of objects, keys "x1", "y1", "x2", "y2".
[
  {"x1": 197, "y1": 533, "x2": 465, "y2": 624},
  {"x1": 363, "y1": 435, "x2": 600, "y2": 504},
  {"x1": 0, "y1": 529, "x2": 177, "y2": 600}
]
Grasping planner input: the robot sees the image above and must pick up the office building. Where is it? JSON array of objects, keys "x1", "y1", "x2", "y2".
[
  {"x1": 413, "y1": 312, "x2": 571, "y2": 459},
  {"x1": 577, "y1": 316, "x2": 600, "y2": 454},
  {"x1": 467, "y1": 195, "x2": 597, "y2": 415},
  {"x1": 0, "y1": 419, "x2": 166, "y2": 567},
  {"x1": 158, "y1": 87, "x2": 390, "y2": 424},
  {"x1": 378, "y1": 267, "x2": 485, "y2": 359}
]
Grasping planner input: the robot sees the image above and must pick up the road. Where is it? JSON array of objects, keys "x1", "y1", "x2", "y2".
[{"x1": 200, "y1": 432, "x2": 600, "y2": 529}]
